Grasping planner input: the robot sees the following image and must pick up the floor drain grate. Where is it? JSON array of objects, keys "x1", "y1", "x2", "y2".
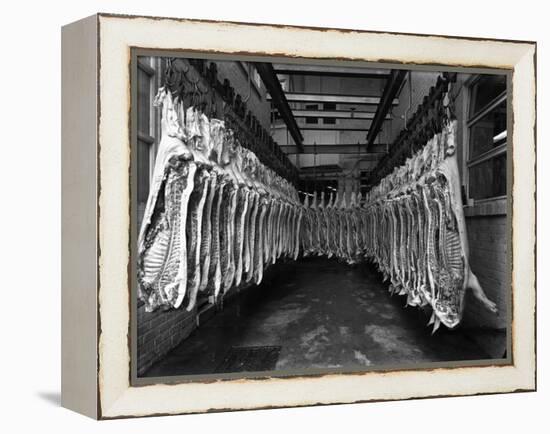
[{"x1": 215, "y1": 346, "x2": 282, "y2": 373}]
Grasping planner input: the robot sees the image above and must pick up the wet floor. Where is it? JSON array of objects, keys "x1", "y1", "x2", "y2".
[{"x1": 142, "y1": 257, "x2": 505, "y2": 377}]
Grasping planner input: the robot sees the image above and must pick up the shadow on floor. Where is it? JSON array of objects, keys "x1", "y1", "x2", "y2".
[{"x1": 37, "y1": 391, "x2": 61, "y2": 407}]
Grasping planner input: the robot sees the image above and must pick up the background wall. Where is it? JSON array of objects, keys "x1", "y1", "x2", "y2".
[
  {"x1": 215, "y1": 61, "x2": 271, "y2": 129},
  {"x1": 464, "y1": 216, "x2": 507, "y2": 327},
  {"x1": 3, "y1": 1, "x2": 546, "y2": 433},
  {"x1": 272, "y1": 72, "x2": 382, "y2": 201},
  {"x1": 379, "y1": 72, "x2": 440, "y2": 144}
]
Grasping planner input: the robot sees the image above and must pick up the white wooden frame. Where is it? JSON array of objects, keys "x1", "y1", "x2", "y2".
[{"x1": 61, "y1": 13, "x2": 536, "y2": 419}]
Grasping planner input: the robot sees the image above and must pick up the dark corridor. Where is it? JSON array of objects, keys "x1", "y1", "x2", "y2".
[{"x1": 143, "y1": 258, "x2": 506, "y2": 378}]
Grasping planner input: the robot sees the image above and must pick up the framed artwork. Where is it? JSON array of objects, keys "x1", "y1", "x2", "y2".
[{"x1": 61, "y1": 13, "x2": 536, "y2": 419}]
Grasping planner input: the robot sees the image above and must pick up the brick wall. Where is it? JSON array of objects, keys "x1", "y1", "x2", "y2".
[
  {"x1": 137, "y1": 276, "x2": 267, "y2": 375},
  {"x1": 137, "y1": 303, "x2": 197, "y2": 376},
  {"x1": 462, "y1": 215, "x2": 508, "y2": 330}
]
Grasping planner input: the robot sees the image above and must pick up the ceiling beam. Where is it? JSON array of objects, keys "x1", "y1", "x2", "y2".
[
  {"x1": 288, "y1": 103, "x2": 377, "y2": 113},
  {"x1": 297, "y1": 125, "x2": 369, "y2": 132},
  {"x1": 268, "y1": 92, "x2": 398, "y2": 105},
  {"x1": 271, "y1": 123, "x2": 370, "y2": 132},
  {"x1": 290, "y1": 109, "x2": 391, "y2": 120},
  {"x1": 366, "y1": 69, "x2": 408, "y2": 150},
  {"x1": 273, "y1": 64, "x2": 391, "y2": 78},
  {"x1": 282, "y1": 143, "x2": 387, "y2": 154},
  {"x1": 300, "y1": 165, "x2": 342, "y2": 174},
  {"x1": 254, "y1": 62, "x2": 304, "y2": 152},
  {"x1": 299, "y1": 173, "x2": 343, "y2": 180}
]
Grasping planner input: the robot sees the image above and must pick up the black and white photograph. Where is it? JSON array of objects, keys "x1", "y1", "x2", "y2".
[
  {"x1": 133, "y1": 54, "x2": 510, "y2": 381},
  {"x1": 55, "y1": 8, "x2": 538, "y2": 422}
]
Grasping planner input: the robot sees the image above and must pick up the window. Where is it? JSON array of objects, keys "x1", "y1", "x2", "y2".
[
  {"x1": 136, "y1": 57, "x2": 160, "y2": 228},
  {"x1": 305, "y1": 104, "x2": 319, "y2": 124},
  {"x1": 323, "y1": 102, "x2": 336, "y2": 125},
  {"x1": 466, "y1": 75, "x2": 507, "y2": 202}
]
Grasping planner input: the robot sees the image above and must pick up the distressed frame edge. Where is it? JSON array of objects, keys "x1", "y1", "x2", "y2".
[
  {"x1": 61, "y1": 13, "x2": 100, "y2": 420},
  {"x1": 94, "y1": 14, "x2": 537, "y2": 419},
  {"x1": 95, "y1": 11, "x2": 537, "y2": 46}
]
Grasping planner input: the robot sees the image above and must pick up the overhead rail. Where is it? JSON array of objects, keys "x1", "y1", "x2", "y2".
[
  {"x1": 272, "y1": 64, "x2": 391, "y2": 79},
  {"x1": 367, "y1": 72, "x2": 458, "y2": 187},
  {"x1": 289, "y1": 109, "x2": 391, "y2": 120},
  {"x1": 268, "y1": 92, "x2": 398, "y2": 106},
  {"x1": 254, "y1": 62, "x2": 304, "y2": 152},
  {"x1": 365, "y1": 69, "x2": 408, "y2": 151},
  {"x1": 162, "y1": 58, "x2": 300, "y2": 184}
]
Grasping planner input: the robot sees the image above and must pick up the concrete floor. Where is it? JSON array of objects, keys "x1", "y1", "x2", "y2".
[{"x1": 143, "y1": 257, "x2": 505, "y2": 377}]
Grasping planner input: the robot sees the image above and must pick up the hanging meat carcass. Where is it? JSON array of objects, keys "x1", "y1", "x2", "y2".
[
  {"x1": 362, "y1": 120, "x2": 498, "y2": 331},
  {"x1": 137, "y1": 88, "x2": 196, "y2": 311},
  {"x1": 140, "y1": 83, "x2": 497, "y2": 333},
  {"x1": 295, "y1": 118, "x2": 497, "y2": 331},
  {"x1": 137, "y1": 87, "x2": 303, "y2": 312},
  {"x1": 298, "y1": 188, "x2": 368, "y2": 265}
]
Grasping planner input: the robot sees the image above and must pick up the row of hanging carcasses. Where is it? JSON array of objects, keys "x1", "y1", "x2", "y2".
[
  {"x1": 300, "y1": 190, "x2": 370, "y2": 264},
  {"x1": 137, "y1": 88, "x2": 303, "y2": 313},
  {"x1": 359, "y1": 121, "x2": 497, "y2": 331},
  {"x1": 137, "y1": 87, "x2": 375, "y2": 314},
  {"x1": 138, "y1": 88, "x2": 494, "y2": 330},
  {"x1": 299, "y1": 121, "x2": 497, "y2": 331}
]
